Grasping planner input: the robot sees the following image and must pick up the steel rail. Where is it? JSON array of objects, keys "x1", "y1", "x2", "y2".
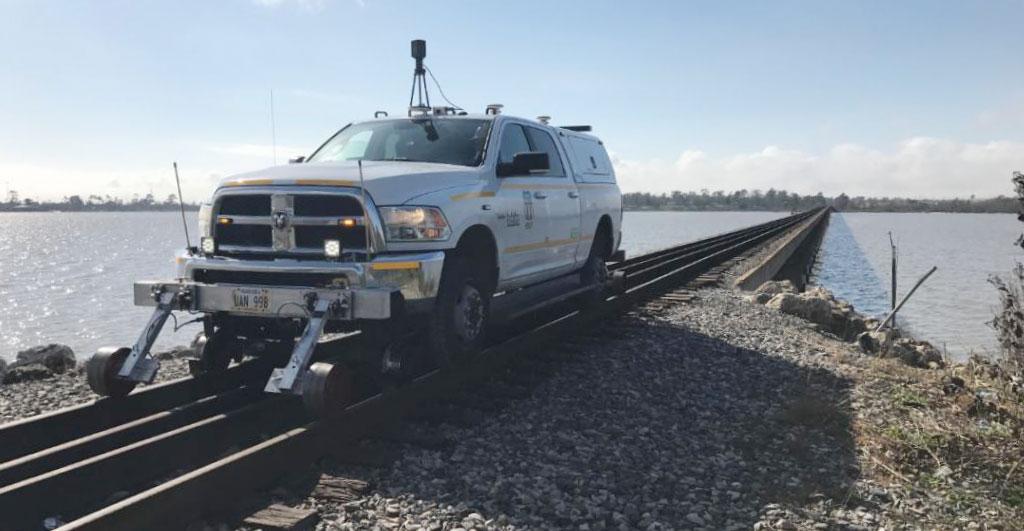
[
  {"x1": 0, "y1": 357, "x2": 274, "y2": 464},
  {"x1": 50, "y1": 207, "x2": 827, "y2": 531}
]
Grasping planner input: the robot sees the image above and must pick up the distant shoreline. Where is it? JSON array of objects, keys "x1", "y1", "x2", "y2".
[{"x1": 624, "y1": 207, "x2": 1015, "y2": 214}]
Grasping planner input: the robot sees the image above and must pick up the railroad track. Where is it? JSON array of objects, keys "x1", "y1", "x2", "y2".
[{"x1": 0, "y1": 208, "x2": 824, "y2": 531}]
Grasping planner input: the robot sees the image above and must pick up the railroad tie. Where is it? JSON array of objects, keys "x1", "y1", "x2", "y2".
[{"x1": 243, "y1": 504, "x2": 318, "y2": 531}]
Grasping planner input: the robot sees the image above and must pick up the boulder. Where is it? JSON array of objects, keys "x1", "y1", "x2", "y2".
[
  {"x1": 3, "y1": 364, "x2": 53, "y2": 384},
  {"x1": 766, "y1": 293, "x2": 833, "y2": 326},
  {"x1": 804, "y1": 286, "x2": 835, "y2": 302},
  {"x1": 885, "y1": 338, "x2": 944, "y2": 369},
  {"x1": 15, "y1": 344, "x2": 76, "y2": 374},
  {"x1": 753, "y1": 280, "x2": 798, "y2": 296},
  {"x1": 857, "y1": 330, "x2": 892, "y2": 355}
]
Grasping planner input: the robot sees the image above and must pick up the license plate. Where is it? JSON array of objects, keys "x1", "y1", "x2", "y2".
[{"x1": 231, "y1": 287, "x2": 272, "y2": 314}]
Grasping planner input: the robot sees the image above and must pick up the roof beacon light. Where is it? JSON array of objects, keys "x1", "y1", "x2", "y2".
[
  {"x1": 537, "y1": 115, "x2": 551, "y2": 125},
  {"x1": 486, "y1": 104, "x2": 503, "y2": 116}
]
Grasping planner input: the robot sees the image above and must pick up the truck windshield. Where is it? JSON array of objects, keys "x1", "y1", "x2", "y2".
[{"x1": 308, "y1": 118, "x2": 492, "y2": 167}]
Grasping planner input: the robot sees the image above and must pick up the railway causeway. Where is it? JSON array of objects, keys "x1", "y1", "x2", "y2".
[{"x1": 0, "y1": 209, "x2": 832, "y2": 531}]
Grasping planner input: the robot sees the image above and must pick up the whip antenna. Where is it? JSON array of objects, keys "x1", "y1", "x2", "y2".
[{"x1": 172, "y1": 162, "x2": 192, "y2": 250}]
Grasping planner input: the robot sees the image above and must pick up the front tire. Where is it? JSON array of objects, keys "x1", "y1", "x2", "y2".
[{"x1": 427, "y1": 256, "x2": 491, "y2": 367}]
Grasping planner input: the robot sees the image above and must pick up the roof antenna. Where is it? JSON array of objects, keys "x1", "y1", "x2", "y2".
[
  {"x1": 408, "y1": 39, "x2": 431, "y2": 115},
  {"x1": 172, "y1": 162, "x2": 192, "y2": 251}
]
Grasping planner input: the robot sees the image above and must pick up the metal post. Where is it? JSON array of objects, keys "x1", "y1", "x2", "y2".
[
  {"x1": 889, "y1": 232, "x2": 897, "y2": 328},
  {"x1": 875, "y1": 266, "x2": 937, "y2": 333}
]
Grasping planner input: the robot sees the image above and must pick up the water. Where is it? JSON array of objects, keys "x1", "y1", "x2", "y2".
[
  {"x1": 815, "y1": 212, "x2": 1019, "y2": 359},
  {"x1": 0, "y1": 212, "x2": 199, "y2": 361},
  {"x1": 0, "y1": 210, "x2": 1013, "y2": 361},
  {"x1": 620, "y1": 211, "x2": 788, "y2": 256}
]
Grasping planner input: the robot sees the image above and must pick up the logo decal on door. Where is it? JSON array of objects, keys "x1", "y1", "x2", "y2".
[{"x1": 522, "y1": 191, "x2": 535, "y2": 230}]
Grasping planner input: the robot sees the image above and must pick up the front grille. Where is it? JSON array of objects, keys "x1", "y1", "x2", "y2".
[
  {"x1": 193, "y1": 269, "x2": 350, "y2": 288},
  {"x1": 219, "y1": 194, "x2": 271, "y2": 216},
  {"x1": 212, "y1": 192, "x2": 368, "y2": 256},
  {"x1": 217, "y1": 224, "x2": 272, "y2": 247}
]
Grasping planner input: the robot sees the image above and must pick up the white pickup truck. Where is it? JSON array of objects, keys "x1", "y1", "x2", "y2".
[{"x1": 87, "y1": 108, "x2": 622, "y2": 411}]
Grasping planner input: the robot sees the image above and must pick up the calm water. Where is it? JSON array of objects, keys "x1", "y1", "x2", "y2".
[
  {"x1": 0, "y1": 210, "x2": 1014, "y2": 361},
  {"x1": 814, "y1": 212, "x2": 1019, "y2": 359}
]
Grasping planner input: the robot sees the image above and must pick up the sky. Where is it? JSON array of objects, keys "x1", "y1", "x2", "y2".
[{"x1": 1, "y1": 0, "x2": 1023, "y2": 202}]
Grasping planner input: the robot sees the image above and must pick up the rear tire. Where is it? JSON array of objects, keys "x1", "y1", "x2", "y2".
[
  {"x1": 580, "y1": 230, "x2": 611, "y2": 308},
  {"x1": 427, "y1": 255, "x2": 491, "y2": 368}
]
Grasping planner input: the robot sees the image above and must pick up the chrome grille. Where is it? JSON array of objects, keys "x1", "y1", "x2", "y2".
[{"x1": 212, "y1": 192, "x2": 368, "y2": 257}]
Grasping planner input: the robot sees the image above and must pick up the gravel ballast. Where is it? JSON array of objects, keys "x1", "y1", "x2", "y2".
[
  {"x1": 0, "y1": 351, "x2": 192, "y2": 423},
  {"x1": 254, "y1": 288, "x2": 1021, "y2": 531}
]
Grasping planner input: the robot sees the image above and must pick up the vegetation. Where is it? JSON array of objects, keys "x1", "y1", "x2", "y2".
[
  {"x1": 0, "y1": 192, "x2": 198, "y2": 212},
  {"x1": 624, "y1": 189, "x2": 1016, "y2": 213},
  {"x1": 989, "y1": 171, "x2": 1024, "y2": 373}
]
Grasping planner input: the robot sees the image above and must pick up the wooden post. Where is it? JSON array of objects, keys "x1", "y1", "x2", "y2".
[{"x1": 875, "y1": 265, "x2": 937, "y2": 333}]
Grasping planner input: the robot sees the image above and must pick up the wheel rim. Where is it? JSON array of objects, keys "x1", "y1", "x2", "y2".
[{"x1": 453, "y1": 284, "x2": 485, "y2": 344}]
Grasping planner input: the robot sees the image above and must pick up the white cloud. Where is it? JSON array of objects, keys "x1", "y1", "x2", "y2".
[{"x1": 613, "y1": 137, "x2": 1024, "y2": 198}]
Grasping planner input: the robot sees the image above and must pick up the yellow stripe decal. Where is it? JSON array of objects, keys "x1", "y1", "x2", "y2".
[
  {"x1": 224, "y1": 178, "x2": 275, "y2": 187},
  {"x1": 223, "y1": 178, "x2": 359, "y2": 187},
  {"x1": 370, "y1": 261, "x2": 421, "y2": 271},
  {"x1": 450, "y1": 191, "x2": 497, "y2": 201},
  {"x1": 504, "y1": 237, "x2": 581, "y2": 254}
]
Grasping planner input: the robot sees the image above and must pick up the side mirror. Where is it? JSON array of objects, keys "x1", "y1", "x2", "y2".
[
  {"x1": 497, "y1": 152, "x2": 549, "y2": 177},
  {"x1": 289, "y1": 156, "x2": 306, "y2": 164}
]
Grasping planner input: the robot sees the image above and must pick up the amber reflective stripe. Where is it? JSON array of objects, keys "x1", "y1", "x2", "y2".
[
  {"x1": 504, "y1": 237, "x2": 580, "y2": 254},
  {"x1": 223, "y1": 179, "x2": 275, "y2": 187},
  {"x1": 450, "y1": 191, "x2": 497, "y2": 201},
  {"x1": 370, "y1": 261, "x2": 421, "y2": 271},
  {"x1": 222, "y1": 179, "x2": 358, "y2": 187}
]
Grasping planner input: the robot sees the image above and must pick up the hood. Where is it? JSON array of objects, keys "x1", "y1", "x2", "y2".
[{"x1": 218, "y1": 160, "x2": 484, "y2": 206}]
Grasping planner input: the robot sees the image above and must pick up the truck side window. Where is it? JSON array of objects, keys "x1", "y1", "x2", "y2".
[
  {"x1": 524, "y1": 127, "x2": 565, "y2": 177},
  {"x1": 498, "y1": 124, "x2": 531, "y2": 166}
]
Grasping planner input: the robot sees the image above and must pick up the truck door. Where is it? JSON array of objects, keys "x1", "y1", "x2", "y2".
[
  {"x1": 522, "y1": 125, "x2": 581, "y2": 275},
  {"x1": 494, "y1": 122, "x2": 580, "y2": 284}
]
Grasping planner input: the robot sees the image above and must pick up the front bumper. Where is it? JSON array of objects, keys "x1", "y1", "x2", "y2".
[
  {"x1": 133, "y1": 280, "x2": 395, "y2": 319},
  {"x1": 134, "y1": 250, "x2": 446, "y2": 319},
  {"x1": 174, "y1": 250, "x2": 445, "y2": 301}
]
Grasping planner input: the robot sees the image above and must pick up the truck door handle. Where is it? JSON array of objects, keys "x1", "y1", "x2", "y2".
[
  {"x1": 568, "y1": 191, "x2": 579, "y2": 198},
  {"x1": 533, "y1": 191, "x2": 548, "y2": 199}
]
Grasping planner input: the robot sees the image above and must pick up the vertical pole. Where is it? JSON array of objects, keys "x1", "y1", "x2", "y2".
[{"x1": 889, "y1": 232, "x2": 897, "y2": 329}]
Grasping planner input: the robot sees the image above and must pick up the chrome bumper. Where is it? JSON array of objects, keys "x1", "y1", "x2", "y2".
[
  {"x1": 171, "y1": 250, "x2": 445, "y2": 301},
  {"x1": 133, "y1": 280, "x2": 395, "y2": 320}
]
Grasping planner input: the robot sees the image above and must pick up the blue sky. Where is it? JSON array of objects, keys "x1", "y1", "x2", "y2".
[{"x1": 1, "y1": 0, "x2": 1022, "y2": 200}]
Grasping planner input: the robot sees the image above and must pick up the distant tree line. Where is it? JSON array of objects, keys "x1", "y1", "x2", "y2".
[
  {"x1": 623, "y1": 189, "x2": 1016, "y2": 213},
  {"x1": 0, "y1": 192, "x2": 199, "y2": 212}
]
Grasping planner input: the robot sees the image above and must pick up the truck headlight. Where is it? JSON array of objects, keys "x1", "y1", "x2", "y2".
[{"x1": 379, "y1": 206, "x2": 451, "y2": 241}]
